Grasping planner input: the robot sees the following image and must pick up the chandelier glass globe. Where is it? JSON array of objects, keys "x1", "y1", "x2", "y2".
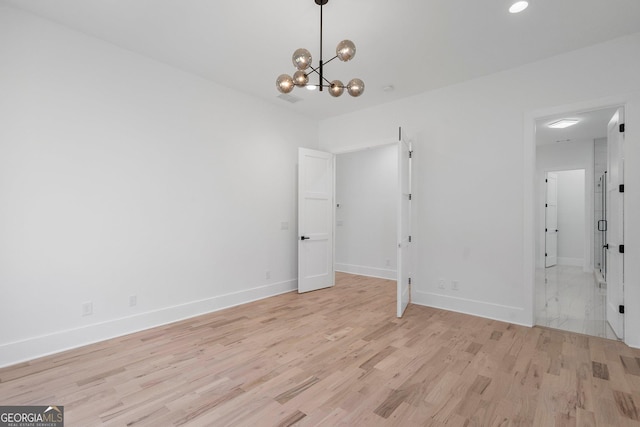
[
  {"x1": 347, "y1": 78, "x2": 364, "y2": 97},
  {"x1": 276, "y1": 74, "x2": 294, "y2": 94},
  {"x1": 329, "y1": 80, "x2": 344, "y2": 97},
  {"x1": 336, "y1": 40, "x2": 356, "y2": 62},
  {"x1": 292, "y1": 48, "x2": 312, "y2": 70}
]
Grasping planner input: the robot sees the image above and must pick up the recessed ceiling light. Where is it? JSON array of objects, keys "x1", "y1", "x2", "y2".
[
  {"x1": 383, "y1": 85, "x2": 395, "y2": 92},
  {"x1": 509, "y1": 1, "x2": 529, "y2": 13},
  {"x1": 548, "y1": 119, "x2": 580, "y2": 129}
]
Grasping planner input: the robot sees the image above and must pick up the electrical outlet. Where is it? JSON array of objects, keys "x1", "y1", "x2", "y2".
[
  {"x1": 437, "y1": 279, "x2": 445, "y2": 289},
  {"x1": 129, "y1": 295, "x2": 137, "y2": 307},
  {"x1": 82, "y1": 301, "x2": 93, "y2": 316},
  {"x1": 452, "y1": 280, "x2": 459, "y2": 291},
  {"x1": 266, "y1": 271, "x2": 271, "y2": 280},
  {"x1": 385, "y1": 259, "x2": 391, "y2": 267}
]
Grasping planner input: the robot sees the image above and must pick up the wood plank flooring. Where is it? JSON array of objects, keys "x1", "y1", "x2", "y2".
[{"x1": 2, "y1": 272, "x2": 640, "y2": 426}]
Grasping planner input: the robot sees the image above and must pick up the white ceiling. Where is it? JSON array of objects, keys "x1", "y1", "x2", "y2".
[
  {"x1": 536, "y1": 107, "x2": 620, "y2": 146},
  {"x1": 3, "y1": 0, "x2": 640, "y2": 120}
]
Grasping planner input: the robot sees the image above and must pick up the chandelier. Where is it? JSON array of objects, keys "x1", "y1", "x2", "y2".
[{"x1": 276, "y1": 0, "x2": 364, "y2": 98}]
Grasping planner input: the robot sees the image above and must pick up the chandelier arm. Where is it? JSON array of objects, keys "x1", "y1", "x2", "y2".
[
  {"x1": 302, "y1": 65, "x2": 331, "y2": 87},
  {"x1": 308, "y1": 67, "x2": 332, "y2": 85},
  {"x1": 309, "y1": 68, "x2": 332, "y2": 86},
  {"x1": 323, "y1": 55, "x2": 339, "y2": 65}
]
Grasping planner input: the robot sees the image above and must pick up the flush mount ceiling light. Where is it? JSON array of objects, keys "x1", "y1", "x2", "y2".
[
  {"x1": 276, "y1": 0, "x2": 365, "y2": 98},
  {"x1": 548, "y1": 119, "x2": 580, "y2": 129},
  {"x1": 509, "y1": 1, "x2": 529, "y2": 13}
]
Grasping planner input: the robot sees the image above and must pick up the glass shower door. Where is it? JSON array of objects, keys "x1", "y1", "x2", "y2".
[{"x1": 597, "y1": 172, "x2": 607, "y2": 281}]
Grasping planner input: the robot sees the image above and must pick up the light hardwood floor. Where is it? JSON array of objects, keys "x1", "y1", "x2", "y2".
[{"x1": 2, "y1": 272, "x2": 640, "y2": 426}]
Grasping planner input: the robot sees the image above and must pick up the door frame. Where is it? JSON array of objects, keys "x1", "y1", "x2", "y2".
[
  {"x1": 523, "y1": 95, "x2": 637, "y2": 345},
  {"x1": 605, "y1": 108, "x2": 625, "y2": 338}
]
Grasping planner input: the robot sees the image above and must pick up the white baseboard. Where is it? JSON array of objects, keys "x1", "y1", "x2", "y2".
[
  {"x1": 335, "y1": 263, "x2": 396, "y2": 280},
  {"x1": 411, "y1": 290, "x2": 530, "y2": 327},
  {"x1": 557, "y1": 257, "x2": 583, "y2": 267},
  {"x1": 0, "y1": 279, "x2": 297, "y2": 368}
]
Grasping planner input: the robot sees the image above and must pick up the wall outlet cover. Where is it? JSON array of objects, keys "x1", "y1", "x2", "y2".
[{"x1": 82, "y1": 302, "x2": 93, "y2": 316}]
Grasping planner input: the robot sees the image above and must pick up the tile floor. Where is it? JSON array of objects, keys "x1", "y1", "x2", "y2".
[{"x1": 535, "y1": 264, "x2": 619, "y2": 340}]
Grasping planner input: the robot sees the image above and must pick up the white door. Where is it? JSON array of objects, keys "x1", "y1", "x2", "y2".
[
  {"x1": 545, "y1": 172, "x2": 558, "y2": 268},
  {"x1": 397, "y1": 130, "x2": 412, "y2": 317},
  {"x1": 298, "y1": 148, "x2": 335, "y2": 293},
  {"x1": 606, "y1": 108, "x2": 625, "y2": 338}
]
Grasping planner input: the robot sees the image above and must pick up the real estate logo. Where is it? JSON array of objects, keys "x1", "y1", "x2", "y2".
[{"x1": 0, "y1": 406, "x2": 64, "y2": 427}]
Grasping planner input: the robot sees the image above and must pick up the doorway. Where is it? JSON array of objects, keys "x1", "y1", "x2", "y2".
[
  {"x1": 334, "y1": 144, "x2": 398, "y2": 281},
  {"x1": 334, "y1": 140, "x2": 415, "y2": 316},
  {"x1": 332, "y1": 144, "x2": 400, "y2": 313},
  {"x1": 297, "y1": 132, "x2": 414, "y2": 318},
  {"x1": 534, "y1": 106, "x2": 621, "y2": 339},
  {"x1": 544, "y1": 169, "x2": 586, "y2": 269}
]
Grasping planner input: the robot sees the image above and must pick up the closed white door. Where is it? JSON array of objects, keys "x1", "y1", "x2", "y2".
[
  {"x1": 397, "y1": 131, "x2": 412, "y2": 317},
  {"x1": 545, "y1": 172, "x2": 558, "y2": 268},
  {"x1": 606, "y1": 108, "x2": 625, "y2": 339},
  {"x1": 298, "y1": 148, "x2": 335, "y2": 293}
]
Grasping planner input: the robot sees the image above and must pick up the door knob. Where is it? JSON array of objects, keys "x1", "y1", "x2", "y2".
[
  {"x1": 300, "y1": 236, "x2": 310, "y2": 240},
  {"x1": 604, "y1": 243, "x2": 609, "y2": 249}
]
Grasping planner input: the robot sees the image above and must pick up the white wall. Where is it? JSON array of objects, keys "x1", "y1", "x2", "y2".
[
  {"x1": 555, "y1": 170, "x2": 586, "y2": 266},
  {"x1": 318, "y1": 32, "x2": 640, "y2": 347},
  {"x1": 536, "y1": 140, "x2": 594, "y2": 271},
  {"x1": 335, "y1": 145, "x2": 397, "y2": 279},
  {"x1": 0, "y1": 6, "x2": 318, "y2": 367}
]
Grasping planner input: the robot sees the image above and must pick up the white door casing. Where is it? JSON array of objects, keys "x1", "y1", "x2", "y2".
[
  {"x1": 298, "y1": 148, "x2": 335, "y2": 293},
  {"x1": 545, "y1": 172, "x2": 558, "y2": 268},
  {"x1": 397, "y1": 130, "x2": 412, "y2": 317},
  {"x1": 606, "y1": 108, "x2": 625, "y2": 339}
]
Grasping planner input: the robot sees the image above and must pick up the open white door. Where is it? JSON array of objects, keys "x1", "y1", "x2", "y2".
[
  {"x1": 606, "y1": 108, "x2": 625, "y2": 339},
  {"x1": 298, "y1": 148, "x2": 335, "y2": 293},
  {"x1": 545, "y1": 172, "x2": 558, "y2": 268},
  {"x1": 397, "y1": 129, "x2": 412, "y2": 317}
]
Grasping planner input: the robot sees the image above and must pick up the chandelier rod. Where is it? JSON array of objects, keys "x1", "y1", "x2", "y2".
[{"x1": 319, "y1": 1, "x2": 324, "y2": 91}]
